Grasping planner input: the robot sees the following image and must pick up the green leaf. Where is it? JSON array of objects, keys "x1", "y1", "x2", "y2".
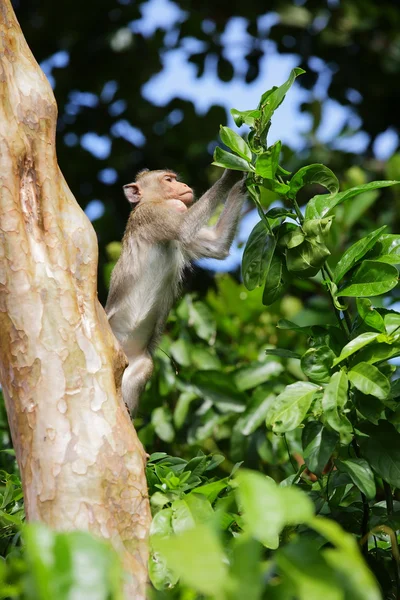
[
  {"x1": 278, "y1": 223, "x2": 304, "y2": 248},
  {"x1": 259, "y1": 67, "x2": 305, "y2": 132},
  {"x1": 219, "y1": 126, "x2": 252, "y2": 162},
  {"x1": 276, "y1": 539, "x2": 344, "y2": 600},
  {"x1": 302, "y1": 422, "x2": 339, "y2": 476},
  {"x1": 301, "y1": 345, "x2": 335, "y2": 384},
  {"x1": 365, "y1": 233, "x2": 400, "y2": 264},
  {"x1": 170, "y1": 338, "x2": 191, "y2": 366},
  {"x1": 235, "y1": 470, "x2": 314, "y2": 549},
  {"x1": 302, "y1": 216, "x2": 333, "y2": 240},
  {"x1": 192, "y1": 371, "x2": 246, "y2": 413},
  {"x1": 337, "y1": 260, "x2": 398, "y2": 297},
  {"x1": 286, "y1": 239, "x2": 330, "y2": 278},
  {"x1": 191, "y1": 478, "x2": 229, "y2": 503},
  {"x1": 265, "y1": 348, "x2": 301, "y2": 359},
  {"x1": 231, "y1": 108, "x2": 260, "y2": 127},
  {"x1": 348, "y1": 362, "x2": 390, "y2": 400},
  {"x1": 212, "y1": 146, "x2": 255, "y2": 171},
  {"x1": 229, "y1": 537, "x2": 263, "y2": 600},
  {"x1": 262, "y1": 254, "x2": 288, "y2": 306},
  {"x1": 149, "y1": 509, "x2": 178, "y2": 590},
  {"x1": 152, "y1": 407, "x2": 175, "y2": 443},
  {"x1": 358, "y1": 421, "x2": 400, "y2": 488},
  {"x1": 322, "y1": 371, "x2": 352, "y2": 439},
  {"x1": 288, "y1": 164, "x2": 339, "y2": 200},
  {"x1": 276, "y1": 319, "x2": 313, "y2": 335},
  {"x1": 310, "y1": 517, "x2": 381, "y2": 600},
  {"x1": 236, "y1": 392, "x2": 276, "y2": 436},
  {"x1": 242, "y1": 221, "x2": 276, "y2": 290},
  {"x1": 336, "y1": 458, "x2": 376, "y2": 500},
  {"x1": 261, "y1": 178, "x2": 290, "y2": 195},
  {"x1": 354, "y1": 342, "x2": 400, "y2": 366},
  {"x1": 24, "y1": 525, "x2": 123, "y2": 600},
  {"x1": 234, "y1": 360, "x2": 283, "y2": 391},
  {"x1": 152, "y1": 525, "x2": 228, "y2": 596},
  {"x1": 383, "y1": 311, "x2": 400, "y2": 334},
  {"x1": 266, "y1": 207, "x2": 297, "y2": 219},
  {"x1": 333, "y1": 226, "x2": 387, "y2": 284},
  {"x1": 171, "y1": 496, "x2": 213, "y2": 535},
  {"x1": 306, "y1": 180, "x2": 400, "y2": 220},
  {"x1": 332, "y1": 332, "x2": 381, "y2": 366},
  {"x1": 188, "y1": 300, "x2": 216, "y2": 342},
  {"x1": 266, "y1": 381, "x2": 320, "y2": 433},
  {"x1": 174, "y1": 391, "x2": 197, "y2": 429},
  {"x1": 356, "y1": 298, "x2": 386, "y2": 333},
  {"x1": 255, "y1": 140, "x2": 281, "y2": 178}
]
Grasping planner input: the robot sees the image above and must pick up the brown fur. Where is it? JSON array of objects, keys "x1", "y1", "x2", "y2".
[{"x1": 106, "y1": 168, "x2": 246, "y2": 414}]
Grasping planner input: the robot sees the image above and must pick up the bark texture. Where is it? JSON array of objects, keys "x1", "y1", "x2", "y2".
[{"x1": 0, "y1": 2, "x2": 151, "y2": 597}]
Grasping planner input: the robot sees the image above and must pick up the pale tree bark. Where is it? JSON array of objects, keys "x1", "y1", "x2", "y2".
[{"x1": 0, "y1": 2, "x2": 151, "y2": 597}]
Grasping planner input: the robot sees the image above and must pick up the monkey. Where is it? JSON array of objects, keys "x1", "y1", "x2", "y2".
[{"x1": 105, "y1": 168, "x2": 246, "y2": 414}]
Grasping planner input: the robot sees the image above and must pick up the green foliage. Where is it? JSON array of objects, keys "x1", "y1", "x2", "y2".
[
  {"x1": 0, "y1": 523, "x2": 123, "y2": 599},
  {"x1": 90, "y1": 72, "x2": 396, "y2": 599},
  {"x1": 3, "y1": 63, "x2": 400, "y2": 598}
]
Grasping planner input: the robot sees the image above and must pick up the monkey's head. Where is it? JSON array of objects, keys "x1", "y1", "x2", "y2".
[{"x1": 123, "y1": 169, "x2": 194, "y2": 212}]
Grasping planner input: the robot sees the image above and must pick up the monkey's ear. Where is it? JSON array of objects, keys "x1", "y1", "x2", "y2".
[{"x1": 123, "y1": 183, "x2": 141, "y2": 204}]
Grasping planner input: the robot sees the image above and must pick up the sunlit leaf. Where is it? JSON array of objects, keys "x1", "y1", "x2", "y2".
[
  {"x1": 259, "y1": 67, "x2": 305, "y2": 132},
  {"x1": 333, "y1": 226, "x2": 387, "y2": 283},
  {"x1": 332, "y1": 332, "x2": 381, "y2": 366},
  {"x1": 235, "y1": 470, "x2": 314, "y2": 549},
  {"x1": 306, "y1": 180, "x2": 400, "y2": 220},
  {"x1": 152, "y1": 525, "x2": 228, "y2": 596},
  {"x1": 288, "y1": 164, "x2": 339, "y2": 200},
  {"x1": 219, "y1": 126, "x2": 252, "y2": 162},
  {"x1": 366, "y1": 233, "x2": 400, "y2": 264},
  {"x1": 321, "y1": 371, "x2": 352, "y2": 440},
  {"x1": 301, "y1": 345, "x2": 335, "y2": 383},
  {"x1": 336, "y1": 458, "x2": 376, "y2": 500},
  {"x1": 231, "y1": 108, "x2": 260, "y2": 127},
  {"x1": 266, "y1": 381, "x2": 320, "y2": 433},
  {"x1": 337, "y1": 260, "x2": 398, "y2": 297},
  {"x1": 348, "y1": 362, "x2": 390, "y2": 400},
  {"x1": 255, "y1": 140, "x2": 281, "y2": 178},
  {"x1": 212, "y1": 146, "x2": 255, "y2": 171},
  {"x1": 356, "y1": 298, "x2": 386, "y2": 333}
]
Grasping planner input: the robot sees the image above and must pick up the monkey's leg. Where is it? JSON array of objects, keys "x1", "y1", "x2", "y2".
[{"x1": 122, "y1": 353, "x2": 154, "y2": 414}]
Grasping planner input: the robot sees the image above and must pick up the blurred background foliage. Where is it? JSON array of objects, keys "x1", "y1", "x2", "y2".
[
  {"x1": 2, "y1": 0, "x2": 400, "y2": 597},
  {"x1": 12, "y1": 0, "x2": 400, "y2": 300}
]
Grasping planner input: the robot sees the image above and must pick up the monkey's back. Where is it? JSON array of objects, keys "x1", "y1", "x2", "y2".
[{"x1": 106, "y1": 233, "x2": 186, "y2": 359}]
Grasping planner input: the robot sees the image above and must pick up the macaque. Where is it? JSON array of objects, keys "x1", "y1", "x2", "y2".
[{"x1": 106, "y1": 168, "x2": 246, "y2": 414}]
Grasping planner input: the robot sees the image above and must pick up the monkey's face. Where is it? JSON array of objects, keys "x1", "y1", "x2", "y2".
[
  {"x1": 123, "y1": 170, "x2": 194, "y2": 208},
  {"x1": 160, "y1": 172, "x2": 194, "y2": 205}
]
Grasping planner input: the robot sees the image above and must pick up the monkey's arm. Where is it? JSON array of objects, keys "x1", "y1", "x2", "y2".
[
  {"x1": 185, "y1": 180, "x2": 247, "y2": 259},
  {"x1": 179, "y1": 169, "x2": 242, "y2": 244}
]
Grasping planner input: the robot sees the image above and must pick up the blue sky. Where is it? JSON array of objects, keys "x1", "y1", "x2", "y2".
[{"x1": 41, "y1": 0, "x2": 399, "y2": 271}]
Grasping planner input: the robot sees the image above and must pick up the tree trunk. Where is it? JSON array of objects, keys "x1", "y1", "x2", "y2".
[{"x1": 0, "y1": 2, "x2": 151, "y2": 597}]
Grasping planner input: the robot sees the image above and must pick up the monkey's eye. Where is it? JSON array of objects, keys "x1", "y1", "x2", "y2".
[{"x1": 165, "y1": 177, "x2": 173, "y2": 182}]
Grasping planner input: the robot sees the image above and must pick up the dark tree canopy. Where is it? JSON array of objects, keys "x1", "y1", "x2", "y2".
[{"x1": 13, "y1": 0, "x2": 400, "y2": 300}]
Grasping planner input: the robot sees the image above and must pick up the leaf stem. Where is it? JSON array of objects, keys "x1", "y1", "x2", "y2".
[
  {"x1": 383, "y1": 480, "x2": 400, "y2": 594},
  {"x1": 289, "y1": 196, "x2": 304, "y2": 224},
  {"x1": 352, "y1": 439, "x2": 369, "y2": 556},
  {"x1": 321, "y1": 267, "x2": 350, "y2": 338},
  {"x1": 283, "y1": 433, "x2": 297, "y2": 473},
  {"x1": 324, "y1": 263, "x2": 353, "y2": 332}
]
